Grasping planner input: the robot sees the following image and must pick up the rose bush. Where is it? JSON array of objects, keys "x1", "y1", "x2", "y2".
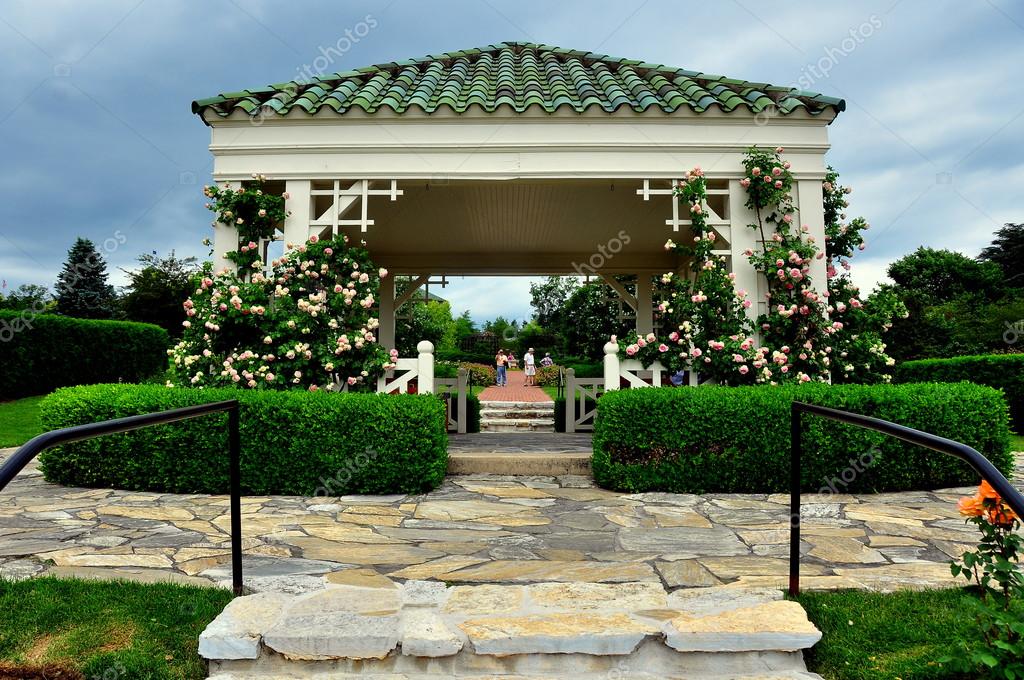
[
  {"x1": 621, "y1": 148, "x2": 902, "y2": 385},
  {"x1": 169, "y1": 226, "x2": 394, "y2": 392},
  {"x1": 204, "y1": 175, "x2": 288, "y2": 272}
]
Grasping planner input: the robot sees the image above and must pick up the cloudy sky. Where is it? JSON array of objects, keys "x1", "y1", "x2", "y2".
[{"x1": 1, "y1": 0, "x2": 1021, "y2": 324}]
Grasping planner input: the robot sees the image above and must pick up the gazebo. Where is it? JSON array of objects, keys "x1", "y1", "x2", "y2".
[{"x1": 192, "y1": 41, "x2": 844, "y2": 353}]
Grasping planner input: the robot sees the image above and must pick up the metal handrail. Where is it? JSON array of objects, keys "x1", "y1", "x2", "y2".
[
  {"x1": 0, "y1": 400, "x2": 244, "y2": 595},
  {"x1": 789, "y1": 401, "x2": 1024, "y2": 596}
]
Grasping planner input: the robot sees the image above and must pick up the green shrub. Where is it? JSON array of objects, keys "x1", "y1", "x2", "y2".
[
  {"x1": 554, "y1": 393, "x2": 599, "y2": 432},
  {"x1": 447, "y1": 393, "x2": 481, "y2": 433},
  {"x1": 536, "y1": 364, "x2": 561, "y2": 387},
  {"x1": 894, "y1": 354, "x2": 1024, "y2": 431},
  {"x1": 593, "y1": 383, "x2": 1012, "y2": 494},
  {"x1": 0, "y1": 312, "x2": 168, "y2": 399},
  {"x1": 461, "y1": 362, "x2": 496, "y2": 385},
  {"x1": 564, "y1": 362, "x2": 603, "y2": 378},
  {"x1": 38, "y1": 384, "x2": 447, "y2": 495}
]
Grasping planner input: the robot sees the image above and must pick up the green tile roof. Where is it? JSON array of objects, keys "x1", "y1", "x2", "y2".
[{"x1": 192, "y1": 42, "x2": 845, "y2": 121}]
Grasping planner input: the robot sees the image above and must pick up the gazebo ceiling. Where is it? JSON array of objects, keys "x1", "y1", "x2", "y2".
[{"x1": 192, "y1": 41, "x2": 845, "y2": 121}]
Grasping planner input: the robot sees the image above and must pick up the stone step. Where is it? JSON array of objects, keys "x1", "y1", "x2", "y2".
[
  {"x1": 211, "y1": 672, "x2": 823, "y2": 679},
  {"x1": 478, "y1": 400, "x2": 555, "y2": 410},
  {"x1": 480, "y1": 408, "x2": 554, "y2": 419},
  {"x1": 480, "y1": 418, "x2": 555, "y2": 433},
  {"x1": 447, "y1": 452, "x2": 590, "y2": 476},
  {"x1": 201, "y1": 582, "x2": 823, "y2": 679}
]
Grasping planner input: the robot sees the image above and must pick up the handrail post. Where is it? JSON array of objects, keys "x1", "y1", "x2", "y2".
[
  {"x1": 565, "y1": 368, "x2": 576, "y2": 433},
  {"x1": 456, "y1": 368, "x2": 468, "y2": 435},
  {"x1": 789, "y1": 403, "x2": 801, "y2": 597},
  {"x1": 229, "y1": 404, "x2": 243, "y2": 596}
]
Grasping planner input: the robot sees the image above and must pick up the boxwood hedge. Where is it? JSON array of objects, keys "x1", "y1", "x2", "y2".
[
  {"x1": 0, "y1": 312, "x2": 169, "y2": 399},
  {"x1": 593, "y1": 383, "x2": 1012, "y2": 494},
  {"x1": 38, "y1": 384, "x2": 448, "y2": 495},
  {"x1": 894, "y1": 354, "x2": 1023, "y2": 431}
]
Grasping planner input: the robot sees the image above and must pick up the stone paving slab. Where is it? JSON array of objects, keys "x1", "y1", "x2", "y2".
[
  {"x1": 201, "y1": 580, "x2": 822, "y2": 678},
  {"x1": 1, "y1": 447, "x2": 1021, "y2": 593}
]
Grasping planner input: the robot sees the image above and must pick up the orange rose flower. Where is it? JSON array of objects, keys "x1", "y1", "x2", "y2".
[
  {"x1": 978, "y1": 480, "x2": 1000, "y2": 501},
  {"x1": 958, "y1": 495, "x2": 985, "y2": 517}
]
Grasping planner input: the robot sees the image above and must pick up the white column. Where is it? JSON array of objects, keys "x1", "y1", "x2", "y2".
[
  {"x1": 796, "y1": 180, "x2": 828, "y2": 293},
  {"x1": 635, "y1": 274, "x2": 654, "y2": 335},
  {"x1": 378, "y1": 274, "x2": 396, "y2": 350},
  {"x1": 417, "y1": 340, "x2": 434, "y2": 394},
  {"x1": 212, "y1": 180, "x2": 241, "y2": 274},
  {"x1": 728, "y1": 179, "x2": 761, "y2": 323},
  {"x1": 603, "y1": 341, "x2": 620, "y2": 391},
  {"x1": 283, "y1": 180, "x2": 311, "y2": 250}
]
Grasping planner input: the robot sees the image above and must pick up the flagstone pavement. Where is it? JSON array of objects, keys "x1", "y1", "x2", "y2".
[{"x1": 1, "y1": 447, "x2": 1021, "y2": 593}]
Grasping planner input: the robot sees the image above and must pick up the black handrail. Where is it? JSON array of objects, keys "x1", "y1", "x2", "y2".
[
  {"x1": 0, "y1": 400, "x2": 244, "y2": 595},
  {"x1": 789, "y1": 401, "x2": 1024, "y2": 596}
]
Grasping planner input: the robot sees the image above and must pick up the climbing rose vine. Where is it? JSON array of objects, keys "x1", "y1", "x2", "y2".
[
  {"x1": 169, "y1": 231, "x2": 394, "y2": 391},
  {"x1": 204, "y1": 176, "x2": 288, "y2": 272},
  {"x1": 619, "y1": 148, "x2": 901, "y2": 385}
]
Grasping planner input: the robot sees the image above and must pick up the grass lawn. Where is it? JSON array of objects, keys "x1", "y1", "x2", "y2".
[
  {"x1": 798, "y1": 587, "x2": 1023, "y2": 679},
  {"x1": 1011, "y1": 433, "x2": 1024, "y2": 452},
  {"x1": 0, "y1": 577, "x2": 231, "y2": 679},
  {"x1": 0, "y1": 395, "x2": 46, "y2": 447}
]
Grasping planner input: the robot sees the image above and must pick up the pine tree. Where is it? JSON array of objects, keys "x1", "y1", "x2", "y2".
[
  {"x1": 979, "y1": 223, "x2": 1024, "y2": 288},
  {"x1": 55, "y1": 238, "x2": 117, "y2": 318}
]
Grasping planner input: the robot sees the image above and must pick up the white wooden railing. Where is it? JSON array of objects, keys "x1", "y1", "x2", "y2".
[{"x1": 377, "y1": 340, "x2": 435, "y2": 394}]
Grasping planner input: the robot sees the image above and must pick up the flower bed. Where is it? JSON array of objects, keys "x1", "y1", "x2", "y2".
[
  {"x1": 38, "y1": 384, "x2": 447, "y2": 495},
  {"x1": 0, "y1": 312, "x2": 168, "y2": 399},
  {"x1": 894, "y1": 354, "x2": 1024, "y2": 431},
  {"x1": 593, "y1": 383, "x2": 1012, "y2": 494}
]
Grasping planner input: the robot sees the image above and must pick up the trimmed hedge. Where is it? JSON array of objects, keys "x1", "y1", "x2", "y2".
[
  {"x1": 0, "y1": 312, "x2": 169, "y2": 399},
  {"x1": 894, "y1": 354, "x2": 1024, "y2": 431},
  {"x1": 593, "y1": 383, "x2": 1012, "y2": 494},
  {"x1": 448, "y1": 393, "x2": 481, "y2": 433},
  {"x1": 38, "y1": 384, "x2": 448, "y2": 495}
]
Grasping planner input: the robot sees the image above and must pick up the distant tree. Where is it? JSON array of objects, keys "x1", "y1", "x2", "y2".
[
  {"x1": 887, "y1": 247, "x2": 1005, "y2": 304},
  {"x1": 0, "y1": 284, "x2": 51, "y2": 312},
  {"x1": 559, "y1": 283, "x2": 629, "y2": 360},
  {"x1": 979, "y1": 222, "x2": 1024, "y2": 288},
  {"x1": 529, "y1": 276, "x2": 578, "y2": 327},
  {"x1": 483, "y1": 316, "x2": 520, "y2": 349},
  {"x1": 120, "y1": 251, "x2": 200, "y2": 335},
  {"x1": 396, "y1": 300, "x2": 456, "y2": 355},
  {"x1": 54, "y1": 238, "x2": 117, "y2": 319},
  {"x1": 452, "y1": 310, "x2": 476, "y2": 346}
]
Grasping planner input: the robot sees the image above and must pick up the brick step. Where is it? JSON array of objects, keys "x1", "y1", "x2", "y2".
[
  {"x1": 478, "y1": 400, "x2": 556, "y2": 410},
  {"x1": 201, "y1": 583, "x2": 824, "y2": 679}
]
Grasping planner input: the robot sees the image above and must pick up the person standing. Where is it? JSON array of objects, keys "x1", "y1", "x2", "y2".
[
  {"x1": 540, "y1": 352, "x2": 554, "y2": 367},
  {"x1": 495, "y1": 348, "x2": 508, "y2": 387},
  {"x1": 523, "y1": 347, "x2": 536, "y2": 386}
]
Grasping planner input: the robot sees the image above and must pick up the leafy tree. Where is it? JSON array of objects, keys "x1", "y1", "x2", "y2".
[
  {"x1": 452, "y1": 310, "x2": 476, "y2": 347},
  {"x1": 979, "y1": 222, "x2": 1024, "y2": 288},
  {"x1": 121, "y1": 251, "x2": 199, "y2": 335},
  {"x1": 888, "y1": 247, "x2": 1005, "y2": 304},
  {"x1": 396, "y1": 300, "x2": 456, "y2": 355},
  {"x1": 54, "y1": 238, "x2": 117, "y2": 319},
  {"x1": 560, "y1": 284, "x2": 628, "y2": 360},
  {"x1": 529, "y1": 276, "x2": 578, "y2": 327},
  {"x1": 483, "y1": 316, "x2": 520, "y2": 348},
  {"x1": 0, "y1": 284, "x2": 51, "y2": 312}
]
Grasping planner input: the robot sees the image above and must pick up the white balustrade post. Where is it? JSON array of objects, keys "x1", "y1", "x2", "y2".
[
  {"x1": 283, "y1": 179, "x2": 312, "y2": 251},
  {"x1": 417, "y1": 340, "x2": 435, "y2": 394},
  {"x1": 603, "y1": 341, "x2": 620, "y2": 392},
  {"x1": 212, "y1": 180, "x2": 242, "y2": 274}
]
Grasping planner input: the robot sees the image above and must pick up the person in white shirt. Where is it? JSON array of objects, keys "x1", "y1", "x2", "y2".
[{"x1": 523, "y1": 348, "x2": 536, "y2": 386}]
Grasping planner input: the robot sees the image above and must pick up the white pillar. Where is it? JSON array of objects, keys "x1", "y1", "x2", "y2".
[
  {"x1": 417, "y1": 340, "x2": 434, "y2": 394},
  {"x1": 796, "y1": 179, "x2": 829, "y2": 294},
  {"x1": 603, "y1": 341, "x2": 620, "y2": 391},
  {"x1": 635, "y1": 274, "x2": 654, "y2": 335},
  {"x1": 379, "y1": 274, "x2": 396, "y2": 350},
  {"x1": 728, "y1": 179, "x2": 762, "y2": 323},
  {"x1": 283, "y1": 180, "x2": 311, "y2": 251},
  {"x1": 212, "y1": 180, "x2": 241, "y2": 274}
]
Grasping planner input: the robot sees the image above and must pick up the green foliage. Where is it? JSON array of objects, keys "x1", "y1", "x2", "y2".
[
  {"x1": 529, "y1": 276, "x2": 579, "y2": 327},
  {"x1": 894, "y1": 354, "x2": 1024, "y2": 431},
  {"x1": 0, "y1": 312, "x2": 168, "y2": 399},
  {"x1": 54, "y1": 237, "x2": 118, "y2": 319},
  {"x1": 561, "y1": 284, "x2": 629, "y2": 360},
  {"x1": 120, "y1": 251, "x2": 200, "y2": 336},
  {"x1": 592, "y1": 383, "x2": 1012, "y2": 494},
  {"x1": 0, "y1": 576, "x2": 230, "y2": 679},
  {"x1": 460, "y1": 362, "x2": 496, "y2": 385},
  {"x1": 38, "y1": 384, "x2": 448, "y2": 495},
  {"x1": 799, "y1": 588, "x2": 1024, "y2": 680},
  {"x1": 396, "y1": 300, "x2": 456, "y2": 355},
  {"x1": 980, "y1": 222, "x2": 1024, "y2": 288},
  {"x1": 0, "y1": 284, "x2": 51, "y2": 312},
  {"x1": 944, "y1": 484, "x2": 1024, "y2": 677},
  {"x1": 452, "y1": 310, "x2": 477, "y2": 348},
  {"x1": 204, "y1": 177, "x2": 287, "y2": 271}
]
